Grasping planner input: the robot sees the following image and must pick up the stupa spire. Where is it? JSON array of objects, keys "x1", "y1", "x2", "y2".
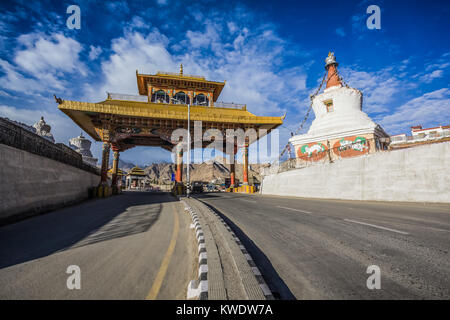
[{"x1": 325, "y1": 52, "x2": 342, "y2": 89}]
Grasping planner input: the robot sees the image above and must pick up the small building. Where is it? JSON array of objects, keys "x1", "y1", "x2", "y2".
[
  {"x1": 390, "y1": 133, "x2": 408, "y2": 143},
  {"x1": 289, "y1": 52, "x2": 390, "y2": 165},
  {"x1": 390, "y1": 125, "x2": 450, "y2": 148},
  {"x1": 411, "y1": 125, "x2": 450, "y2": 140},
  {"x1": 126, "y1": 166, "x2": 146, "y2": 189}
]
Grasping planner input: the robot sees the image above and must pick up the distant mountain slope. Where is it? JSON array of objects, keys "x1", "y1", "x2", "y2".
[
  {"x1": 118, "y1": 160, "x2": 268, "y2": 185},
  {"x1": 109, "y1": 159, "x2": 136, "y2": 172}
]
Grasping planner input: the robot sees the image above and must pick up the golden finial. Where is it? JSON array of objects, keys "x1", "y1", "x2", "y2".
[{"x1": 180, "y1": 63, "x2": 183, "y2": 75}]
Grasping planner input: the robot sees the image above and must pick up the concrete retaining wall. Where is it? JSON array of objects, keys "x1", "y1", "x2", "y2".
[
  {"x1": 0, "y1": 144, "x2": 100, "y2": 224},
  {"x1": 261, "y1": 142, "x2": 449, "y2": 203}
]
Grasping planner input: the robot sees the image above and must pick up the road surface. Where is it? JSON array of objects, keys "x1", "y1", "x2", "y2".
[
  {"x1": 0, "y1": 192, "x2": 196, "y2": 299},
  {"x1": 196, "y1": 192, "x2": 450, "y2": 299}
]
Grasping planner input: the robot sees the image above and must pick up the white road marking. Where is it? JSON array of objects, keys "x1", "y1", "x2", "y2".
[
  {"x1": 344, "y1": 219, "x2": 409, "y2": 235},
  {"x1": 276, "y1": 206, "x2": 312, "y2": 214}
]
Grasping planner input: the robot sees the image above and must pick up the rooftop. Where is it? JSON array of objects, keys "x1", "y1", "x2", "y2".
[
  {"x1": 128, "y1": 166, "x2": 146, "y2": 176},
  {"x1": 136, "y1": 65, "x2": 225, "y2": 101}
]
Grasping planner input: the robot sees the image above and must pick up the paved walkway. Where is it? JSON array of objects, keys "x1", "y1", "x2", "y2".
[{"x1": 0, "y1": 192, "x2": 196, "y2": 299}]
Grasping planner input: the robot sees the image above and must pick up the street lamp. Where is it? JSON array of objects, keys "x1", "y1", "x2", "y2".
[{"x1": 171, "y1": 97, "x2": 191, "y2": 198}]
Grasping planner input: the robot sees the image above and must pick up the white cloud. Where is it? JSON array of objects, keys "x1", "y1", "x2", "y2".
[
  {"x1": 0, "y1": 32, "x2": 86, "y2": 95},
  {"x1": 419, "y1": 69, "x2": 444, "y2": 83},
  {"x1": 227, "y1": 22, "x2": 238, "y2": 34},
  {"x1": 88, "y1": 45, "x2": 102, "y2": 60},
  {"x1": 85, "y1": 18, "x2": 308, "y2": 119},
  {"x1": 0, "y1": 90, "x2": 13, "y2": 98},
  {"x1": 14, "y1": 33, "x2": 85, "y2": 76},
  {"x1": 380, "y1": 88, "x2": 450, "y2": 134},
  {"x1": 340, "y1": 66, "x2": 402, "y2": 114},
  {"x1": 84, "y1": 30, "x2": 175, "y2": 100},
  {"x1": 0, "y1": 58, "x2": 58, "y2": 93}
]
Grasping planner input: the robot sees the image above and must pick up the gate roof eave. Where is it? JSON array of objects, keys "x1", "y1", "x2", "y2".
[{"x1": 57, "y1": 98, "x2": 284, "y2": 144}]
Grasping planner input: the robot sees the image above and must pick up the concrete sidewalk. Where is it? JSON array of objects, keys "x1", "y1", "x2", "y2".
[{"x1": 0, "y1": 192, "x2": 196, "y2": 299}]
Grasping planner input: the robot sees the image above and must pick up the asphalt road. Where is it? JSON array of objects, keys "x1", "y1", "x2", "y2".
[
  {"x1": 196, "y1": 192, "x2": 450, "y2": 299},
  {"x1": 0, "y1": 192, "x2": 196, "y2": 299}
]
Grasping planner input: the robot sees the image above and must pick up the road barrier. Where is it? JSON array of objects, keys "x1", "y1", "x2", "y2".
[{"x1": 227, "y1": 185, "x2": 256, "y2": 194}]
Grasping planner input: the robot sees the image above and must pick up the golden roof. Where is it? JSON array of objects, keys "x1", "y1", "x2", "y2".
[
  {"x1": 136, "y1": 70, "x2": 225, "y2": 102},
  {"x1": 58, "y1": 98, "x2": 284, "y2": 142},
  {"x1": 107, "y1": 168, "x2": 126, "y2": 176},
  {"x1": 127, "y1": 166, "x2": 146, "y2": 176}
]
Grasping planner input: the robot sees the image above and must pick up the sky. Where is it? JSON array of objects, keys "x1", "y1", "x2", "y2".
[{"x1": 0, "y1": 0, "x2": 449, "y2": 166}]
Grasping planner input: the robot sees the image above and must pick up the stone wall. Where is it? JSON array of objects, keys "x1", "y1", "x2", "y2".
[
  {"x1": 0, "y1": 117, "x2": 100, "y2": 225},
  {"x1": 0, "y1": 144, "x2": 100, "y2": 224},
  {"x1": 261, "y1": 142, "x2": 449, "y2": 203},
  {"x1": 0, "y1": 117, "x2": 98, "y2": 174}
]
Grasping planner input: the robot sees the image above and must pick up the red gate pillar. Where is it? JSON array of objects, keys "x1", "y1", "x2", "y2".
[
  {"x1": 229, "y1": 145, "x2": 236, "y2": 190},
  {"x1": 175, "y1": 144, "x2": 183, "y2": 184},
  {"x1": 111, "y1": 145, "x2": 120, "y2": 192},
  {"x1": 100, "y1": 141, "x2": 111, "y2": 186},
  {"x1": 242, "y1": 136, "x2": 249, "y2": 185}
]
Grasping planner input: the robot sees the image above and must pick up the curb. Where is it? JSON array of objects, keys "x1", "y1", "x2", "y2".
[{"x1": 181, "y1": 199, "x2": 208, "y2": 300}]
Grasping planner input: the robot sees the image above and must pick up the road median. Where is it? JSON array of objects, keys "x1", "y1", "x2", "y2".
[{"x1": 181, "y1": 196, "x2": 273, "y2": 300}]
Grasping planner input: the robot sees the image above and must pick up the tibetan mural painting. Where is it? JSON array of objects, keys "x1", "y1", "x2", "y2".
[
  {"x1": 297, "y1": 142, "x2": 327, "y2": 161},
  {"x1": 333, "y1": 136, "x2": 369, "y2": 158}
]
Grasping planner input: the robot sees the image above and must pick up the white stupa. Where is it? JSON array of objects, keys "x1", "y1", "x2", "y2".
[
  {"x1": 33, "y1": 116, "x2": 55, "y2": 143},
  {"x1": 69, "y1": 133, "x2": 98, "y2": 166},
  {"x1": 289, "y1": 52, "x2": 389, "y2": 162}
]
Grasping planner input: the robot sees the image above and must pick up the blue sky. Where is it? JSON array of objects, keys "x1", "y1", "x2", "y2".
[{"x1": 0, "y1": 0, "x2": 449, "y2": 165}]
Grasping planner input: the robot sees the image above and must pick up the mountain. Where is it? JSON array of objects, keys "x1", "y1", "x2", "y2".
[
  {"x1": 120, "y1": 161, "x2": 268, "y2": 185},
  {"x1": 109, "y1": 159, "x2": 136, "y2": 172}
]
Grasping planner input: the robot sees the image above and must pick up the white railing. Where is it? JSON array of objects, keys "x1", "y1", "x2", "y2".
[
  {"x1": 214, "y1": 102, "x2": 246, "y2": 109},
  {"x1": 107, "y1": 93, "x2": 148, "y2": 102},
  {"x1": 390, "y1": 132, "x2": 450, "y2": 145}
]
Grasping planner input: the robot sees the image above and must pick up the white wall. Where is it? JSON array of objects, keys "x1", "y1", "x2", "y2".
[
  {"x1": 261, "y1": 142, "x2": 450, "y2": 203},
  {"x1": 0, "y1": 144, "x2": 100, "y2": 222}
]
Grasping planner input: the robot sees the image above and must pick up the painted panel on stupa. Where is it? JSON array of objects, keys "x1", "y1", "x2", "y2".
[
  {"x1": 297, "y1": 142, "x2": 328, "y2": 162},
  {"x1": 332, "y1": 136, "x2": 369, "y2": 158}
]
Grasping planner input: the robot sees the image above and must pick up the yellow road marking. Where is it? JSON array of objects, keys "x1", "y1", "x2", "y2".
[{"x1": 146, "y1": 204, "x2": 180, "y2": 300}]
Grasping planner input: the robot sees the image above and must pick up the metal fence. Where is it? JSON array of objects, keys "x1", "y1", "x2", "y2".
[{"x1": 0, "y1": 117, "x2": 100, "y2": 175}]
